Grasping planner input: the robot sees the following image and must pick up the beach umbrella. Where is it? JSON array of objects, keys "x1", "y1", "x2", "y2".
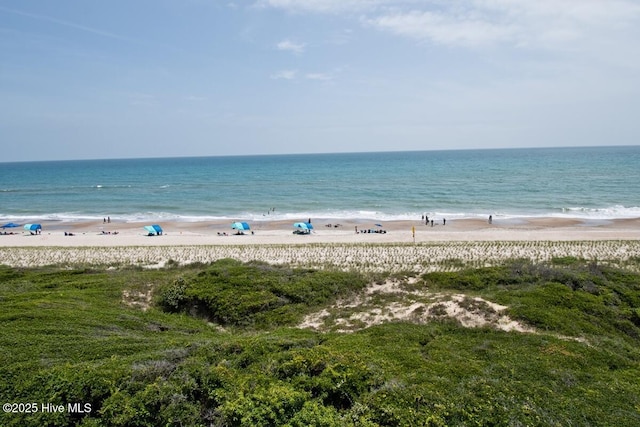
[
  {"x1": 23, "y1": 224, "x2": 42, "y2": 231},
  {"x1": 1, "y1": 222, "x2": 20, "y2": 229},
  {"x1": 231, "y1": 222, "x2": 250, "y2": 231}
]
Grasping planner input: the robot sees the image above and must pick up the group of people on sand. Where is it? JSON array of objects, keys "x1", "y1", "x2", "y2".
[
  {"x1": 356, "y1": 228, "x2": 387, "y2": 234},
  {"x1": 354, "y1": 225, "x2": 387, "y2": 234},
  {"x1": 420, "y1": 214, "x2": 494, "y2": 226},
  {"x1": 421, "y1": 214, "x2": 445, "y2": 227}
]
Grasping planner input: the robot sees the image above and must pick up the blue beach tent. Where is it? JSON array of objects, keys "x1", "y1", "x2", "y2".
[
  {"x1": 231, "y1": 222, "x2": 251, "y2": 232},
  {"x1": 144, "y1": 224, "x2": 163, "y2": 235},
  {"x1": 24, "y1": 224, "x2": 42, "y2": 234},
  {"x1": 1, "y1": 222, "x2": 20, "y2": 229},
  {"x1": 293, "y1": 222, "x2": 313, "y2": 234}
]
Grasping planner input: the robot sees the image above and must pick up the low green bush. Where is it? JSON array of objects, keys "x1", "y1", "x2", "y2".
[
  {"x1": 158, "y1": 259, "x2": 368, "y2": 328},
  {"x1": 1, "y1": 260, "x2": 639, "y2": 426}
]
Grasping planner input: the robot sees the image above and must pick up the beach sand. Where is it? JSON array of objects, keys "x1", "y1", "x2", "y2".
[
  {"x1": 1, "y1": 217, "x2": 638, "y2": 271},
  {"x1": 1, "y1": 217, "x2": 639, "y2": 246}
]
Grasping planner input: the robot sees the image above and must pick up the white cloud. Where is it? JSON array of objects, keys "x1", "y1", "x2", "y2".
[
  {"x1": 258, "y1": 0, "x2": 640, "y2": 53},
  {"x1": 276, "y1": 39, "x2": 305, "y2": 54},
  {"x1": 270, "y1": 69, "x2": 298, "y2": 79},
  {"x1": 256, "y1": 0, "x2": 392, "y2": 14},
  {"x1": 364, "y1": 0, "x2": 640, "y2": 50},
  {"x1": 305, "y1": 73, "x2": 332, "y2": 81},
  {"x1": 365, "y1": 10, "x2": 515, "y2": 47}
]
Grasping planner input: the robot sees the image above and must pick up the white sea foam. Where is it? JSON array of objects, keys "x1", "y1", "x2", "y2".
[
  {"x1": 3, "y1": 205, "x2": 638, "y2": 224},
  {"x1": 556, "y1": 205, "x2": 640, "y2": 219}
]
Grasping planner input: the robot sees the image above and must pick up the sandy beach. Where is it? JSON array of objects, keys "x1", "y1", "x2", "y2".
[
  {"x1": 1, "y1": 217, "x2": 638, "y2": 271},
  {"x1": 1, "y1": 216, "x2": 639, "y2": 246}
]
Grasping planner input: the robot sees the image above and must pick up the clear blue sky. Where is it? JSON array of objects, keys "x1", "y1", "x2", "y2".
[{"x1": 2, "y1": 0, "x2": 639, "y2": 161}]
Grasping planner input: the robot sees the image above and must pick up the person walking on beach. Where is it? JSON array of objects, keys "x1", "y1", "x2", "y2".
[
  {"x1": 443, "y1": 218, "x2": 446, "y2": 226},
  {"x1": 488, "y1": 215, "x2": 492, "y2": 224},
  {"x1": 425, "y1": 215, "x2": 429, "y2": 225}
]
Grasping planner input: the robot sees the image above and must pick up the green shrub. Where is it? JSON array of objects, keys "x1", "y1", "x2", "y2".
[
  {"x1": 158, "y1": 277, "x2": 188, "y2": 312},
  {"x1": 161, "y1": 259, "x2": 367, "y2": 328}
]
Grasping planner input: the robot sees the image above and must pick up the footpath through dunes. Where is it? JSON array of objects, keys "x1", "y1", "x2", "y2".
[{"x1": 1, "y1": 240, "x2": 639, "y2": 272}]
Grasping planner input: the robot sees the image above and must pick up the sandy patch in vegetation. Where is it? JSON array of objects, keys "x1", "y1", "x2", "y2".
[
  {"x1": 299, "y1": 278, "x2": 534, "y2": 333},
  {"x1": 121, "y1": 284, "x2": 154, "y2": 312}
]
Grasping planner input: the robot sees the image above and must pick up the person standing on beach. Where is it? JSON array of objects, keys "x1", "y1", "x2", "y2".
[
  {"x1": 443, "y1": 218, "x2": 446, "y2": 226},
  {"x1": 488, "y1": 215, "x2": 492, "y2": 224},
  {"x1": 425, "y1": 215, "x2": 429, "y2": 225}
]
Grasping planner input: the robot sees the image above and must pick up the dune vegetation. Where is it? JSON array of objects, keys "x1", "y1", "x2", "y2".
[
  {"x1": 1, "y1": 240, "x2": 640, "y2": 272},
  {"x1": 1, "y1": 255, "x2": 639, "y2": 426}
]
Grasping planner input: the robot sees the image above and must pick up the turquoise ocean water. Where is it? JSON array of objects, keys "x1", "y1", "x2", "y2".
[{"x1": 1, "y1": 146, "x2": 639, "y2": 223}]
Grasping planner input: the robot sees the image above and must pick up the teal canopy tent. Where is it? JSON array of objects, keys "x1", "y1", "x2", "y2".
[
  {"x1": 24, "y1": 223, "x2": 41, "y2": 232},
  {"x1": 231, "y1": 222, "x2": 251, "y2": 234},
  {"x1": 293, "y1": 222, "x2": 313, "y2": 234},
  {"x1": 144, "y1": 225, "x2": 163, "y2": 235}
]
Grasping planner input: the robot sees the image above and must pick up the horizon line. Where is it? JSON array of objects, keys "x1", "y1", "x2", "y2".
[{"x1": 2, "y1": 144, "x2": 639, "y2": 165}]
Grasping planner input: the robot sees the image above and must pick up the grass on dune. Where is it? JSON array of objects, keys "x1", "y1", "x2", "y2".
[{"x1": 1, "y1": 258, "x2": 639, "y2": 426}]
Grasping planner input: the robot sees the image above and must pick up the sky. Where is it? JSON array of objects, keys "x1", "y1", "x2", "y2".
[{"x1": 1, "y1": 0, "x2": 639, "y2": 162}]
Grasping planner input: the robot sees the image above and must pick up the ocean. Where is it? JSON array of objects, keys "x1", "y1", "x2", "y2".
[{"x1": 1, "y1": 146, "x2": 639, "y2": 223}]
